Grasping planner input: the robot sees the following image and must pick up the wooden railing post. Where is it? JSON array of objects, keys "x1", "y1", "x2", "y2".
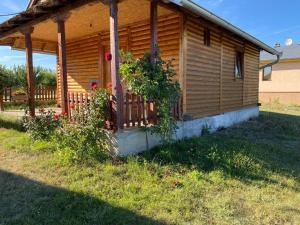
[
  {"x1": 21, "y1": 27, "x2": 35, "y2": 117},
  {"x1": 109, "y1": 0, "x2": 124, "y2": 130}
]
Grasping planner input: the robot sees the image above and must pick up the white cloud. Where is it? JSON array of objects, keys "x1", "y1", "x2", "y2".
[{"x1": 0, "y1": 55, "x2": 25, "y2": 63}]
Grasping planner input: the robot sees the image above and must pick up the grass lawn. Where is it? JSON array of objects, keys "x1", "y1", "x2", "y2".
[{"x1": 1, "y1": 104, "x2": 300, "y2": 225}]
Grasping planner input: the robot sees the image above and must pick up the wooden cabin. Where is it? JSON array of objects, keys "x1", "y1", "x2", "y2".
[{"x1": 0, "y1": 0, "x2": 281, "y2": 155}]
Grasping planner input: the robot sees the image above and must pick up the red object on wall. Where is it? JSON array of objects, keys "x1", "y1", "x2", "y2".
[{"x1": 105, "y1": 52, "x2": 112, "y2": 61}]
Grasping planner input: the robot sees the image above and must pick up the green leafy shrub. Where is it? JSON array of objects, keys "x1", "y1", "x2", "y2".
[
  {"x1": 23, "y1": 109, "x2": 63, "y2": 141},
  {"x1": 120, "y1": 50, "x2": 181, "y2": 143},
  {"x1": 53, "y1": 89, "x2": 110, "y2": 162}
]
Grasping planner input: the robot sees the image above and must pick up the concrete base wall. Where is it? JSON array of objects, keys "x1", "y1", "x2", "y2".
[{"x1": 112, "y1": 106, "x2": 259, "y2": 156}]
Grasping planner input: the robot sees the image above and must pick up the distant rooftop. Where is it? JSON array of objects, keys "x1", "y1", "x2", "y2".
[{"x1": 260, "y1": 43, "x2": 300, "y2": 62}]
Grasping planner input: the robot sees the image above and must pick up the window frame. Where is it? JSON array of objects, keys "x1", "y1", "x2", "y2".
[{"x1": 234, "y1": 50, "x2": 244, "y2": 79}]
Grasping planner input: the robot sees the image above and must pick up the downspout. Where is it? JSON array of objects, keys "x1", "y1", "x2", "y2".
[{"x1": 259, "y1": 53, "x2": 282, "y2": 70}]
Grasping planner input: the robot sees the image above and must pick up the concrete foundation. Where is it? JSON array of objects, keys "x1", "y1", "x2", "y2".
[{"x1": 112, "y1": 106, "x2": 259, "y2": 156}]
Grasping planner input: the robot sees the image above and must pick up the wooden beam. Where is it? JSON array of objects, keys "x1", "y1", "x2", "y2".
[
  {"x1": 110, "y1": 0, "x2": 124, "y2": 130},
  {"x1": 55, "y1": 16, "x2": 69, "y2": 114},
  {"x1": 150, "y1": 0, "x2": 158, "y2": 62},
  {"x1": 21, "y1": 27, "x2": 35, "y2": 117}
]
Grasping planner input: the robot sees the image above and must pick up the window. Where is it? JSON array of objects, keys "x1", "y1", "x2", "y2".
[
  {"x1": 204, "y1": 28, "x2": 211, "y2": 46},
  {"x1": 263, "y1": 66, "x2": 272, "y2": 81},
  {"x1": 235, "y1": 51, "x2": 244, "y2": 79}
]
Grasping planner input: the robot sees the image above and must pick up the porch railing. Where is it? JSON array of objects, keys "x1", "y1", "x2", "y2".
[
  {"x1": 2, "y1": 86, "x2": 57, "y2": 103},
  {"x1": 3, "y1": 87, "x2": 12, "y2": 102},
  {"x1": 67, "y1": 91, "x2": 182, "y2": 130},
  {"x1": 34, "y1": 86, "x2": 57, "y2": 102}
]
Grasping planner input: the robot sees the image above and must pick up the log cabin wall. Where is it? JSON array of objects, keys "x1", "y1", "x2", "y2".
[
  {"x1": 183, "y1": 16, "x2": 260, "y2": 119},
  {"x1": 56, "y1": 13, "x2": 181, "y2": 105}
]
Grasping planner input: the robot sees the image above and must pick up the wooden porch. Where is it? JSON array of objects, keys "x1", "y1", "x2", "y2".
[
  {"x1": 67, "y1": 90, "x2": 182, "y2": 130},
  {"x1": 0, "y1": 0, "x2": 181, "y2": 131}
]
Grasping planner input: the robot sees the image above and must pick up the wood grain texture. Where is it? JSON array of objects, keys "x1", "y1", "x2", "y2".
[
  {"x1": 56, "y1": 13, "x2": 181, "y2": 105},
  {"x1": 184, "y1": 16, "x2": 260, "y2": 119}
]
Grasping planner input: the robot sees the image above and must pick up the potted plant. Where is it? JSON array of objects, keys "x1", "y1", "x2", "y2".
[{"x1": 13, "y1": 88, "x2": 27, "y2": 103}]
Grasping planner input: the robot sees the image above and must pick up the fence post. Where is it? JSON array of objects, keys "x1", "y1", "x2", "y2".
[{"x1": 0, "y1": 92, "x2": 3, "y2": 111}]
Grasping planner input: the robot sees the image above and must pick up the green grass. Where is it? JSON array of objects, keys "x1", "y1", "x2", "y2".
[
  {"x1": 1, "y1": 105, "x2": 300, "y2": 225},
  {"x1": 3, "y1": 101, "x2": 57, "y2": 111},
  {"x1": 0, "y1": 113, "x2": 24, "y2": 131}
]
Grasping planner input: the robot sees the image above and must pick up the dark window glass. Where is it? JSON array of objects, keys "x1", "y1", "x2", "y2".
[
  {"x1": 204, "y1": 28, "x2": 211, "y2": 47},
  {"x1": 235, "y1": 51, "x2": 244, "y2": 79}
]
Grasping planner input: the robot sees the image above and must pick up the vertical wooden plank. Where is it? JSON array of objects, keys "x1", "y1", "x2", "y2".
[
  {"x1": 125, "y1": 91, "x2": 129, "y2": 127},
  {"x1": 42, "y1": 87, "x2": 45, "y2": 101},
  {"x1": 22, "y1": 28, "x2": 35, "y2": 117},
  {"x1": 150, "y1": 0, "x2": 158, "y2": 62},
  {"x1": 110, "y1": 0, "x2": 124, "y2": 130},
  {"x1": 85, "y1": 92, "x2": 88, "y2": 108},
  {"x1": 0, "y1": 92, "x2": 3, "y2": 111},
  {"x1": 67, "y1": 92, "x2": 71, "y2": 119},
  {"x1": 71, "y1": 92, "x2": 75, "y2": 120},
  {"x1": 219, "y1": 36, "x2": 223, "y2": 113},
  {"x1": 142, "y1": 97, "x2": 146, "y2": 125},
  {"x1": 56, "y1": 17, "x2": 69, "y2": 114},
  {"x1": 131, "y1": 93, "x2": 136, "y2": 127},
  {"x1": 137, "y1": 95, "x2": 141, "y2": 127}
]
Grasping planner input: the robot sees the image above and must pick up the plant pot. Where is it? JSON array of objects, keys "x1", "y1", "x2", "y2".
[{"x1": 13, "y1": 94, "x2": 27, "y2": 103}]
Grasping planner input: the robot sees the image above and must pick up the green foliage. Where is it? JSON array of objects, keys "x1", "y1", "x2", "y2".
[
  {"x1": 22, "y1": 109, "x2": 63, "y2": 141},
  {"x1": 0, "y1": 64, "x2": 56, "y2": 91},
  {"x1": 120, "y1": 50, "x2": 181, "y2": 142},
  {"x1": 10, "y1": 65, "x2": 56, "y2": 88},
  {"x1": 201, "y1": 124, "x2": 210, "y2": 136},
  {"x1": 0, "y1": 65, "x2": 14, "y2": 93},
  {"x1": 53, "y1": 89, "x2": 110, "y2": 163}
]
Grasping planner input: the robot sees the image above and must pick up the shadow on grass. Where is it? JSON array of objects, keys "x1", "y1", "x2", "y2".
[
  {"x1": 139, "y1": 112, "x2": 300, "y2": 187},
  {"x1": 0, "y1": 115, "x2": 24, "y2": 132},
  {"x1": 0, "y1": 170, "x2": 167, "y2": 225}
]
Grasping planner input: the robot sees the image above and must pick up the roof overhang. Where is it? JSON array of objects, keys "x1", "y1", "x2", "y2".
[{"x1": 0, "y1": 0, "x2": 281, "y2": 57}]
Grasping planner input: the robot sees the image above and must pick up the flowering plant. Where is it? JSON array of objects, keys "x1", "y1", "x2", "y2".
[{"x1": 23, "y1": 109, "x2": 62, "y2": 141}]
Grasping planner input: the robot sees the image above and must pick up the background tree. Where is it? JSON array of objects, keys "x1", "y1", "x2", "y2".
[
  {"x1": 10, "y1": 65, "x2": 56, "y2": 89},
  {"x1": 0, "y1": 65, "x2": 13, "y2": 110}
]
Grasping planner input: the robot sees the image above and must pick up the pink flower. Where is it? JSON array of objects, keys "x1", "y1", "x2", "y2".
[
  {"x1": 53, "y1": 114, "x2": 60, "y2": 120},
  {"x1": 61, "y1": 112, "x2": 67, "y2": 117}
]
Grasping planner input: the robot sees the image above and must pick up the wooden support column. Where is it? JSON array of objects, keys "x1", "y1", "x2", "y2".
[
  {"x1": 110, "y1": 0, "x2": 124, "y2": 130},
  {"x1": 21, "y1": 27, "x2": 35, "y2": 117},
  {"x1": 55, "y1": 15, "x2": 69, "y2": 114},
  {"x1": 150, "y1": 0, "x2": 158, "y2": 62}
]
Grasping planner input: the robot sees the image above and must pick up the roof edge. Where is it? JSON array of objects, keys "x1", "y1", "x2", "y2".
[
  {"x1": 27, "y1": 0, "x2": 38, "y2": 9},
  {"x1": 170, "y1": 0, "x2": 281, "y2": 56}
]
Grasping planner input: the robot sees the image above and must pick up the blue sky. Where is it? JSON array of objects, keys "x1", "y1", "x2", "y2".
[{"x1": 0, "y1": 0, "x2": 299, "y2": 70}]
